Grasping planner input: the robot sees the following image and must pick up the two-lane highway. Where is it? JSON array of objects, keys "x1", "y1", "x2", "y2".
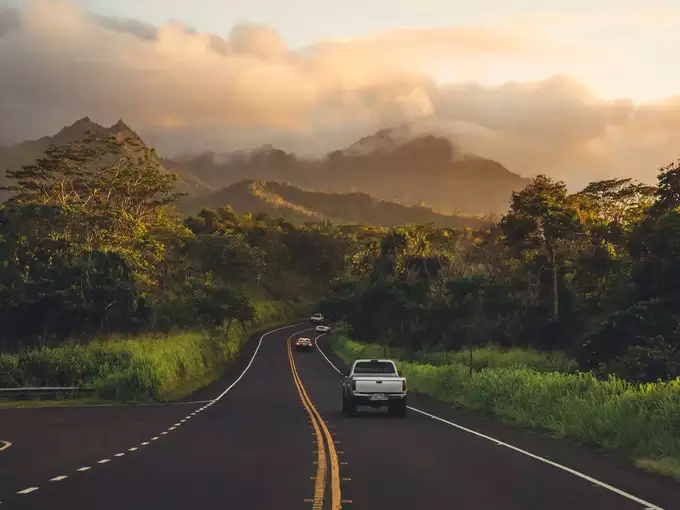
[{"x1": 0, "y1": 323, "x2": 677, "y2": 509}]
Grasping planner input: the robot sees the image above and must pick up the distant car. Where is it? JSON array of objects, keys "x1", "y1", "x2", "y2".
[
  {"x1": 342, "y1": 359, "x2": 407, "y2": 417},
  {"x1": 310, "y1": 313, "x2": 324, "y2": 323},
  {"x1": 315, "y1": 325, "x2": 331, "y2": 333},
  {"x1": 295, "y1": 337, "x2": 313, "y2": 350}
]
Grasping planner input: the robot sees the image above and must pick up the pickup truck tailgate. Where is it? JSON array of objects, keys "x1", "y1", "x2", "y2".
[{"x1": 355, "y1": 376, "x2": 403, "y2": 393}]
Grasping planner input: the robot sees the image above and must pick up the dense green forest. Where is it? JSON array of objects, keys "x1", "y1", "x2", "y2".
[
  {"x1": 0, "y1": 133, "x2": 349, "y2": 352},
  {"x1": 1, "y1": 132, "x2": 680, "y2": 388},
  {"x1": 319, "y1": 166, "x2": 680, "y2": 384}
]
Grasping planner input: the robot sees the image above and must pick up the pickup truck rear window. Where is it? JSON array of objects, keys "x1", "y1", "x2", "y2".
[{"x1": 353, "y1": 361, "x2": 396, "y2": 374}]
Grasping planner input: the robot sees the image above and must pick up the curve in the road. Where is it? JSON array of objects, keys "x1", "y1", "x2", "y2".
[
  {"x1": 288, "y1": 330, "x2": 343, "y2": 510},
  {"x1": 2, "y1": 322, "x2": 307, "y2": 505},
  {"x1": 313, "y1": 333, "x2": 665, "y2": 510},
  {"x1": 287, "y1": 332, "x2": 328, "y2": 509}
]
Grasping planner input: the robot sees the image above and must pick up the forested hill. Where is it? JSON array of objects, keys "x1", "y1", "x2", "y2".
[
  {"x1": 180, "y1": 180, "x2": 490, "y2": 229},
  {"x1": 166, "y1": 125, "x2": 529, "y2": 216}
]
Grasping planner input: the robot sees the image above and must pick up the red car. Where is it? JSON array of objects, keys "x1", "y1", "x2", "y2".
[{"x1": 295, "y1": 337, "x2": 313, "y2": 351}]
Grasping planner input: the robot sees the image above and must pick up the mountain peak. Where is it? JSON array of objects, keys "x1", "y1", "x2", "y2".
[{"x1": 110, "y1": 119, "x2": 132, "y2": 133}]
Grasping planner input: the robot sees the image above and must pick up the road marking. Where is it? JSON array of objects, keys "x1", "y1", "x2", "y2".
[
  {"x1": 289, "y1": 332, "x2": 342, "y2": 510},
  {"x1": 76, "y1": 466, "x2": 91, "y2": 472},
  {"x1": 17, "y1": 487, "x2": 39, "y2": 495},
  {"x1": 128, "y1": 447, "x2": 138, "y2": 452},
  {"x1": 161, "y1": 432, "x2": 168, "y2": 435},
  {"x1": 0, "y1": 441, "x2": 11, "y2": 453},
  {"x1": 114, "y1": 453, "x2": 125, "y2": 457},
  {"x1": 50, "y1": 476, "x2": 68, "y2": 481},
  {"x1": 151, "y1": 437, "x2": 159, "y2": 441},
  {"x1": 169, "y1": 426, "x2": 176, "y2": 431},
  {"x1": 97, "y1": 459, "x2": 110, "y2": 464},
  {"x1": 313, "y1": 334, "x2": 665, "y2": 510},
  {"x1": 288, "y1": 335, "x2": 328, "y2": 510},
  {"x1": 210, "y1": 322, "x2": 306, "y2": 403},
  {"x1": 140, "y1": 441, "x2": 149, "y2": 446}
]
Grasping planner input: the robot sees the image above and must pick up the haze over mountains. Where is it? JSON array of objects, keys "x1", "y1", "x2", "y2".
[{"x1": 0, "y1": 117, "x2": 526, "y2": 226}]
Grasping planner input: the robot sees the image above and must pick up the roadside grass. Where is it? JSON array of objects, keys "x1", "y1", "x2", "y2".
[
  {"x1": 330, "y1": 334, "x2": 680, "y2": 480},
  {"x1": 0, "y1": 300, "x2": 303, "y2": 403},
  {"x1": 332, "y1": 335, "x2": 577, "y2": 373}
]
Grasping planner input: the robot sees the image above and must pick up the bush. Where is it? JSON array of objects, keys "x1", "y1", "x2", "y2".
[{"x1": 0, "y1": 300, "x2": 299, "y2": 401}]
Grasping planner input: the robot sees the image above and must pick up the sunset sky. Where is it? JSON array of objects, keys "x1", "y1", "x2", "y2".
[
  {"x1": 35, "y1": 0, "x2": 680, "y2": 101},
  {"x1": 1, "y1": 0, "x2": 679, "y2": 187}
]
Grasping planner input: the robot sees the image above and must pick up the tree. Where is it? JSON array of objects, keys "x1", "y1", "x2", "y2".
[
  {"x1": 2, "y1": 132, "x2": 186, "y2": 291},
  {"x1": 501, "y1": 175, "x2": 581, "y2": 319}
]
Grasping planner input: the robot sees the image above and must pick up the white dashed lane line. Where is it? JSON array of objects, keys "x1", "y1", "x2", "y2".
[
  {"x1": 3, "y1": 323, "x2": 306, "y2": 502},
  {"x1": 16, "y1": 487, "x2": 39, "y2": 495}
]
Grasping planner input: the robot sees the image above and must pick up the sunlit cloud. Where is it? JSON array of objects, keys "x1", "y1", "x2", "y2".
[{"x1": 1, "y1": 0, "x2": 680, "y2": 188}]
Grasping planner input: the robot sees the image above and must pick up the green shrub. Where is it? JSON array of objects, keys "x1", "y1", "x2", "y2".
[{"x1": 0, "y1": 300, "x2": 298, "y2": 401}]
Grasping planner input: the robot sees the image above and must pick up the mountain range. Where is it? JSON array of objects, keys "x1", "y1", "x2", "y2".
[{"x1": 0, "y1": 118, "x2": 529, "y2": 227}]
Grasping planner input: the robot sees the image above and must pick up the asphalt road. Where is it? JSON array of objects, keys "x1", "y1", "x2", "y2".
[{"x1": 0, "y1": 322, "x2": 677, "y2": 509}]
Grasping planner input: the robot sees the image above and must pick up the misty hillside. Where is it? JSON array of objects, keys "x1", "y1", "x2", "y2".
[
  {"x1": 168, "y1": 125, "x2": 529, "y2": 215},
  {"x1": 181, "y1": 180, "x2": 490, "y2": 228},
  {"x1": 0, "y1": 118, "x2": 527, "y2": 216},
  {"x1": 0, "y1": 118, "x2": 213, "y2": 200}
]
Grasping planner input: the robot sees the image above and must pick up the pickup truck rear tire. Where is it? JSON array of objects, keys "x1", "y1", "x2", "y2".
[
  {"x1": 342, "y1": 393, "x2": 357, "y2": 417},
  {"x1": 388, "y1": 399, "x2": 407, "y2": 417}
]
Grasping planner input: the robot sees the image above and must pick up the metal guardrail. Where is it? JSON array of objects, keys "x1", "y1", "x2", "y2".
[{"x1": 0, "y1": 387, "x2": 98, "y2": 400}]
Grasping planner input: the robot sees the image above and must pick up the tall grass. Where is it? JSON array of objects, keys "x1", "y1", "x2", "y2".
[
  {"x1": 0, "y1": 300, "x2": 300, "y2": 401},
  {"x1": 330, "y1": 335, "x2": 680, "y2": 478},
  {"x1": 332, "y1": 334, "x2": 577, "y2": 373}
]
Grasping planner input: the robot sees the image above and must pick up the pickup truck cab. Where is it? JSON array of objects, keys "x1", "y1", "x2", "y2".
[{"x1": 341, "y1": 359, "x2": 407, "y2": 417}]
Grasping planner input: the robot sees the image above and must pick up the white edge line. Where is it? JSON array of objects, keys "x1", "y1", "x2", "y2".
[
  {"x1": 212, "y1": 322, "x2": 306, "y2": 403},
  {"x1": 313, "y1": 334, "x2": 664, "y2": 510}
]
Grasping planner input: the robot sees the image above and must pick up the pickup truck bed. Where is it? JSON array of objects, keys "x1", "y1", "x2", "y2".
[{"x1": 342, "y1": 359, "x2": 407, "y2": 417}]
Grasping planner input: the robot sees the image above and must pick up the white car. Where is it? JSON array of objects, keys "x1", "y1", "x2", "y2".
[
  {"x1": 315, "y1": 325, "x2": 331, "y2": 333},
  {"x1": 310, "y1": 313, "x2": 324, "y2": 323},
  {"x1": 341, "y1": 359, "x2": 407, "y2": 417}
]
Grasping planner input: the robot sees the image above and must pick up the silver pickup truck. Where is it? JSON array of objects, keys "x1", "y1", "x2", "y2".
[{"x1": 341, "y1": 359, "x2": 407, "y2": 417}]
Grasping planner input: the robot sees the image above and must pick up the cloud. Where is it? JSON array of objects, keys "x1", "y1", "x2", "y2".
[{"x1": 1, "y1": 0, "x2": 680, "y2": 189}]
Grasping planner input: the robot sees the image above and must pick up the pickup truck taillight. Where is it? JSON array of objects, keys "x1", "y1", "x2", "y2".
[
  {"x1": 351, "y1": 380, "x2": 356, "y2": 391},
  {"x1": 402, "y1": 380, "x2": 407, "y2": 392}
]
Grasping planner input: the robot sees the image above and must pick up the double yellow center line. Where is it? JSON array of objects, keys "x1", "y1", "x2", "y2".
[{"x1": 287, "y1": 333, "x2": 342, "y2": 510}]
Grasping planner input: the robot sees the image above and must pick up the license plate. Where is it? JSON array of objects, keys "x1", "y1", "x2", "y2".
[{"x1": 370, "y1": 394, "x2": 388, "y2": 401}]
